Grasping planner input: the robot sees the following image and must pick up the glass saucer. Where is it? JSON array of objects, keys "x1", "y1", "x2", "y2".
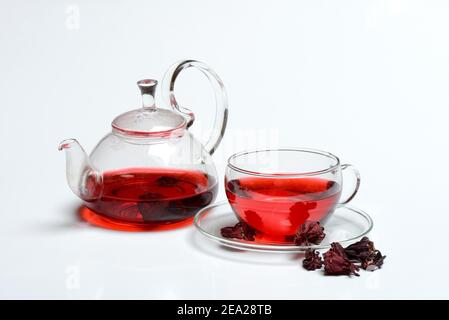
[{"x1": 194, "y1": 201, "x2": 373, "y2": 253}]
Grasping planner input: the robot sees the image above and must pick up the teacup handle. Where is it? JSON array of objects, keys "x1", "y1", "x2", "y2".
[{"x1": 339, "y1": 164, "x2": 361, "y2": 205}]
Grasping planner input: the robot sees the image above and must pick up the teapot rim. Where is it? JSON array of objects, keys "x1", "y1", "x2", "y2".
[{"x1": 111, "y1": 119, "x2": 187, "y2": 138}]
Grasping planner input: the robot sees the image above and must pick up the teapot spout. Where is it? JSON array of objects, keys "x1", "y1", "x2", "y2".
[{"x1": 58, "y1": 139, "x2": 103, "y2": 201}]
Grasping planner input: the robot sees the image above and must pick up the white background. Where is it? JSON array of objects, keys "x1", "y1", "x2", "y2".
[{"x1": 1, "y1": 0, "x2": 448, "y2": 299}]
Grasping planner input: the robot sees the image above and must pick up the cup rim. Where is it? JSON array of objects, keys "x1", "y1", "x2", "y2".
[{"x1": 227, "y1": 147, "x2": 341, "y2": 177}]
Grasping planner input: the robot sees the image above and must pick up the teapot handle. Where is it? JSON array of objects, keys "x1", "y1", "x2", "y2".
[{"x1": 161, "y1": 60, "x2": 228, "y2": 155}]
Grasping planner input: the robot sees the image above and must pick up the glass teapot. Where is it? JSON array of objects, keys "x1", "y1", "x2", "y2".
[{"x1": 59, "y1": 60, "x2": 228, "y2": 230}]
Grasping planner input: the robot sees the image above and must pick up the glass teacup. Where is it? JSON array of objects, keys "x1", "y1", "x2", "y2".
[{"x1": 225, "y1": 148, "x2": 360, "y2": 241}]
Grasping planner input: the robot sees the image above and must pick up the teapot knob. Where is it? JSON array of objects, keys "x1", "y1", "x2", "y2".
[{"x1": 137, "y1": 79, "x2": 157, "y2": 110}]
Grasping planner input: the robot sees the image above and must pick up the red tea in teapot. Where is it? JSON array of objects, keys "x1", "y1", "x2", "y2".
[
  {"x1": 225, "y1": 177, "x2": 341, "y2": 239},
  {"x1": 82, "y1": 168, "x2": 217, "y2": 230}
]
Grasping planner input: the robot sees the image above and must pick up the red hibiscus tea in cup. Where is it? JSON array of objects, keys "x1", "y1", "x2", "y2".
[
  {"x1": 226, "y1": 177, "x2": 341, "y2": 237},
  {"x1": 225, "y1": 148, "x2": 360, "y2": 242}
]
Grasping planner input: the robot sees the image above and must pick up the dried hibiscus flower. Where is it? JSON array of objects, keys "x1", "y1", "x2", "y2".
[
  {"x1": 220, "y1": 221, "x2": 256, "y2": 241},
  {"x1": 344, "y1": 237, "x2": 375, "y2": 261},
  {"x1": 294, "y1": 221, "x2": 325, "y2": 246},
  {"x1": 302, "y1": 249, "x2": 323, "y2": 271},
  {"x1": 361, "y1": 250, "x2": 385, "y2": 271},
  {"x1": 156, "y1": 176, "x2": 179, "y2": 187},
  {"x1": 344, "y1": 237, "x2": 386, "y2": 271},
  {"x1": 323, "y1": 243, "x2": 359, "y2": 276}
]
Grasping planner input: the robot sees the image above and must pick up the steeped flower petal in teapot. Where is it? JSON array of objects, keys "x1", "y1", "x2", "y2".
[{"x1": 59, "y1": 60, "x2": 228, "y2": 231}]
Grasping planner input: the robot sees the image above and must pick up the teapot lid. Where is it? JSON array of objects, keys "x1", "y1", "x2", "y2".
[{"x1": 111, "y1": 79, "x2": 186, "y2": 137}]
